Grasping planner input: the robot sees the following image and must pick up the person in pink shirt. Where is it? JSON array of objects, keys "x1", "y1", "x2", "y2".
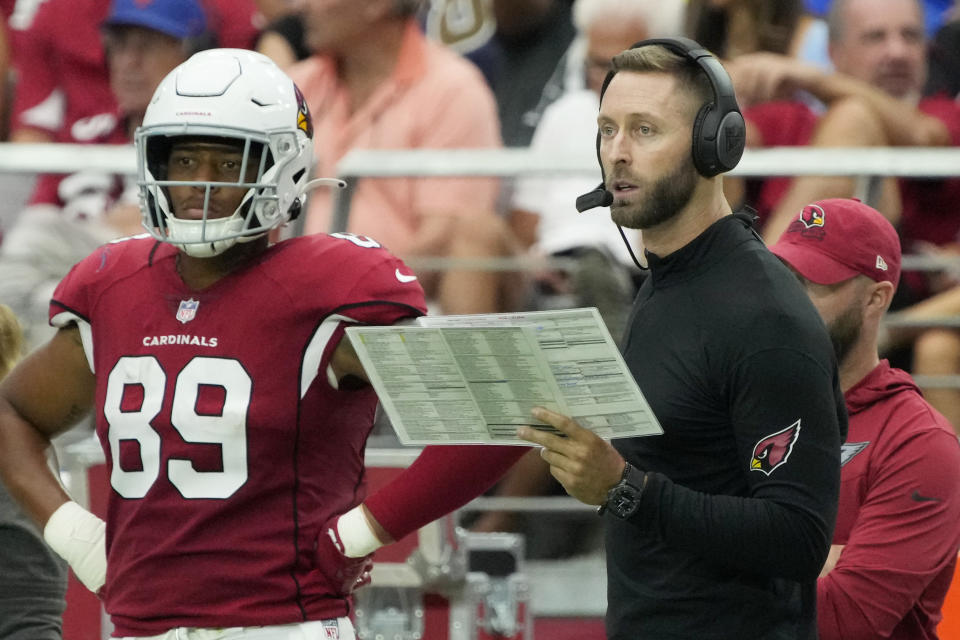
[
  {"x1": 288, "y1": 0, "x2": 522, "y2": 315},
  {"x1": 771, "y1": 198, "x2": 960, "y2": 640}
]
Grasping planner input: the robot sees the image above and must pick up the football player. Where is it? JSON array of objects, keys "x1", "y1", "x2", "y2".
[{"x1": 0, "y1": 49, "x2": 523, "y2": 639}]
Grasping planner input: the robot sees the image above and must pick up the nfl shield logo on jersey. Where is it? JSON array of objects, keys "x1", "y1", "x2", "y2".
[{"x1": 176, "y1": 298, "x2": 199, "y2": 324}]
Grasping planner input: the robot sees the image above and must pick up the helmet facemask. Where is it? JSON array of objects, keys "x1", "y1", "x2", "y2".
[{"x1": 139, "y1": 128, "x2": 308, "y2": 257}]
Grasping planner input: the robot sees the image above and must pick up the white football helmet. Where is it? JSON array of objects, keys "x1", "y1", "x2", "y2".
[{"x1": 137, "y1": 49, "x2": 323, "y2": 257}]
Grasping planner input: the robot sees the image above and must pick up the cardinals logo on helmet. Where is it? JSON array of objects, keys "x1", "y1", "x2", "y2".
[
  {"x1": 751, "y1": 419, "x2": 801, "y2": 476},
  {"x1": 294, "y1": 84, "x2": 313, "y2": 138}
]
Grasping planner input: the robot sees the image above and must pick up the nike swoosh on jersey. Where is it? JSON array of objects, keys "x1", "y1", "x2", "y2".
[
  {"x1": 911, "y1": 490, "x2": 943, "y2": 503},
  {"x1": 395, "y1": 268, "x2": 418, "y2": 283},
  {"x1": 840, "y1": 441, "x2": 869, "y2": 467}
]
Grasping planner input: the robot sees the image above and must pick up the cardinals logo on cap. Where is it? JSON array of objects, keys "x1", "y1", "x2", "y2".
[
  {"x1": 751, "y1": 419, "x2": 801, "y2": 476},
  {"x1": 799, "y1": 204, "x2": 825, "y2": 229}
]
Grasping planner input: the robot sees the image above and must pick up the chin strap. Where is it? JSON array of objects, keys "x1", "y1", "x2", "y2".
[{"x1": 304, "y1": 177, "x2": 347, "y2": 193}]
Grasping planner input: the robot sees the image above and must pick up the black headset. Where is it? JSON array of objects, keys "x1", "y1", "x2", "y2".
[{"x1": 576, "y1": 37, "x2": 746, "y2": 213}]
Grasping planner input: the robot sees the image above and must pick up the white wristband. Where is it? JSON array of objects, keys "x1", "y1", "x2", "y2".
[
  {"x1": 337, "y1": 505, "x2": 383, "y2": 558},
  {"x1": 43, "y1": 501, "x2": 107, "y2": 593}
]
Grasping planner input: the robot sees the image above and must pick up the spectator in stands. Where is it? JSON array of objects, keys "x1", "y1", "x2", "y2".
[
  {"x1": 686, "y1": 0, "x2": 806, "y2": 59},
  {"x1": 8, "y1": 0, "x2": 251, "y2": 145},
  {"x1": 0, "y1": 0, "x2": 205, "y2": 350},
  {"x1": 289, "y1": 0, "x2": 523, "y2": 315},
  {"x1": 806, "y1": 0, "x2": 956, "y2": 35},
  {"x1": 0, "y1": 303, "x2": 68, "y2": 640},
  {"x1": 770, "y1": 198, "x2": 960, "y2": 640},
  {"x1": 9, "y1": 0, "x2": 118, "y2": 144},
  {"x1": 726, "y1": 0, "x2": 959, "y2": 243},
  {"x1": 483, "y1": 0, "x2": 577, "y2": 147}
]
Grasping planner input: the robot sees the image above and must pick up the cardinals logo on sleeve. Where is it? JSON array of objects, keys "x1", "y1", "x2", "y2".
[{"x1": 750, "y1": 419, "x2": 801, "y2": 476}]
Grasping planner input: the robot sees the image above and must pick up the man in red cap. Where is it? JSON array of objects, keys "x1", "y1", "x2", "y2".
[{"x1": 770, "y1": 197, "x2": 960, "y2": 640}]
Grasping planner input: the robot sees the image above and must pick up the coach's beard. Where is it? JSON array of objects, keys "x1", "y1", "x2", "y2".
[{"x1": 610, "y1": 158, "x2": 698, "y2": 230}]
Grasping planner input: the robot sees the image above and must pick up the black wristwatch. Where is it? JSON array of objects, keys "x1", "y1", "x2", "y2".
[{"x1": 598, "y1": 462, "x2": 647, "y2": 519}]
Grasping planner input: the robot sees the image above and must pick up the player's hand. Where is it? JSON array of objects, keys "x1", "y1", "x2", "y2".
[
  {"x1": 314, "y1": 517, "x2": 374, "y2": 596},
  {"x1": 517, "y1": 406, "x2": 625, "y2": 505}
]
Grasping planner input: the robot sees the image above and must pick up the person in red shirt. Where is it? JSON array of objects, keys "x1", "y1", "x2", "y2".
[
  {"x1": 20, "y1": 0, "x2": 207, "y2": 217},
  {"x1": 725, "y1": 0, "x2": 960, "y2": 247},
  {"x1": 771, "y1": 198, "x2": 960, "y2": 640}
]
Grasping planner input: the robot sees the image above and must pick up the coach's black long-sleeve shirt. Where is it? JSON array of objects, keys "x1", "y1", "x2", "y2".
[{"x1": 608, "y1": 214, "x2": 846, "y2": 640}]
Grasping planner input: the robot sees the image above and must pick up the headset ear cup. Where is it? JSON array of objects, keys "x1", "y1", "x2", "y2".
[
  {"x1": 715, "y1": 111, "x2": 746, "y2": 173},
  {"x1": 691, "y1": 103, "x2": 718, "y2": 177}
]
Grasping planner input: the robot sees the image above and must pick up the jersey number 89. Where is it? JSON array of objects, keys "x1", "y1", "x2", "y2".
[{"x1": 104, "y1": 355, "x2": 251, "y2": 499}]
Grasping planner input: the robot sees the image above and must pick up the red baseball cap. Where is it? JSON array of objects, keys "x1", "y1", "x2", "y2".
[{"x1": 769, "y1": 198, "x2": 901, "y2": 286}]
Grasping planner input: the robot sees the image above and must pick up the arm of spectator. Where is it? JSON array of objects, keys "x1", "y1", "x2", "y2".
[
  {"x1": 817, "y1": 429, "x2": 960, "y2": 639},
  {"x1": 727, "y1": 52, "x2": 950, "y2": 147},
  {"x1": 883, "y1": 268, "x2": 960, "y2": 350}
]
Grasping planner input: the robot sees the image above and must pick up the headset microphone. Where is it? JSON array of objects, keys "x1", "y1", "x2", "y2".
[
  {"x1": 575, "y1": 183, "x2": 614, "y2": 212},
  {"x1": 575, "y1": 181, "x2": 647, "y2": 271}
]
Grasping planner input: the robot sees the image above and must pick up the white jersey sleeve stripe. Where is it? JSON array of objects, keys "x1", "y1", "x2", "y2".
[
  {"x1": 50, "y1": 311, "x2": 95, "y2": 374},
  {"x1": 301, "y1": 313, "x2": 356, "y2": 399}
]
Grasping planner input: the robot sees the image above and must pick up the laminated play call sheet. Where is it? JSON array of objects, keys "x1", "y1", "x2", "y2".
[{"x1": 345, "y1": 308, "x2": 662, "y2": 445}]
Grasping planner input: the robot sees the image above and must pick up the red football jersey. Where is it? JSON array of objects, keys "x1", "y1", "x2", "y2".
[{"x1": 49, "y1": 234, "x2": 426, "y2": 635}]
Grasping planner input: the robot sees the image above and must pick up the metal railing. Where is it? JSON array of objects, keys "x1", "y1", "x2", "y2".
[{"x1": 1, "y1": 143, "x2": 958, "y2": 337}]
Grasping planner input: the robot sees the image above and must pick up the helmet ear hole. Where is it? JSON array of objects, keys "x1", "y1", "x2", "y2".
[{"x1": 288, "y1": 198, "x2": 302, "y2": 221}]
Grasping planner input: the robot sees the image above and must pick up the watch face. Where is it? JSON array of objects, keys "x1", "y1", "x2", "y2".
[{"x1": 609, "y1": 484, "x2": 641, "y2": 519}]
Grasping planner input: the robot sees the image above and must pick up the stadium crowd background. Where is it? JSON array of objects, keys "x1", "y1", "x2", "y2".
[{"x1": 0, "y1": 0, "x2": 959, "y2": 637}]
